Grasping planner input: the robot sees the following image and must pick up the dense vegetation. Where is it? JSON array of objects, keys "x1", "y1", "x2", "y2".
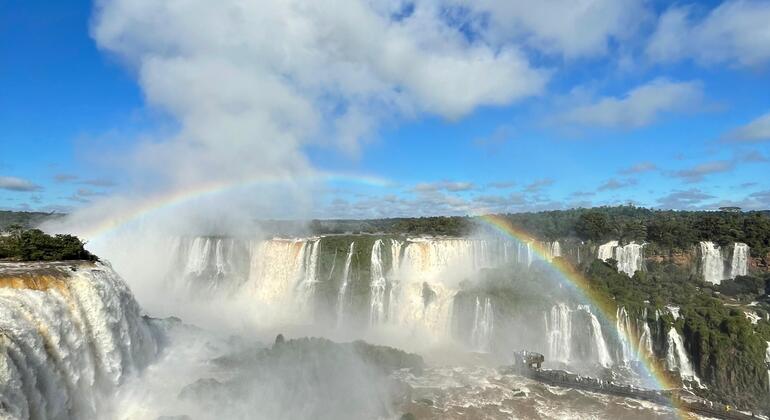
[
  {"x1": 305, "y1": 206, "x2": 770, "y2": 257},
  {"x1": 586, "y1": 257, "x2": 770, "y2": 411},
  {"x1": 0, "y1": 225, "x2": 96, "y2": 261}
]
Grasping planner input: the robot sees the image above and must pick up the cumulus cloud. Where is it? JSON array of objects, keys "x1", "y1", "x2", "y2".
[
  {"x1": 92, "y1": 0, "x2": 547, "y2": 186},
  {"x1": 647, "y1": 1, "x2": 770, "y2": 68},
  {"x1": 0, "y1": 176, "x2": 42, "y2": 192},
  {"x1": 724, "y1": 111, "x2": 770, "y2": 143},
  {"x1": 557, "y1": 79, "x2": 704, "y2": 129}
]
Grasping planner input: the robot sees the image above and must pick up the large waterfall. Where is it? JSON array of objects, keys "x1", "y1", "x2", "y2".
[
  {"x1": 699, "y1": 241, "x2": 750, "y2": 284},
  {"x1": 0, "y1": 262, "x2": 159, "y2": 420},
  {"x1": 699, "y1": 241, "x2": 725, "y2": 284},
  {"x1": 369, "y1": 239, "x2": 387, "y2": 325},
  {"x1": 597, "y1": 241, "x2": 644, "y2": 277},
  {"x1": 546, "y1": 303, "x2": 613, "y2": 367},
  {"x1": 469, "y1": 297, "x2": 494, "y2": 352},
  {"x1": 336, "y1": 242, "x2": 355, "y2": 327},
  {"x1": 547, "y1": 303, "x2": 573, "y2": 364},
  {"x1": 731, "y1": 243, "x2": 749, "y2": 278},
  {"x1": 665, "y1": 327, "x2": 700, "y2": 385}
]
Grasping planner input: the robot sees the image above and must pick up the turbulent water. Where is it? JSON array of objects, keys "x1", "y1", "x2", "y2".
[
  {"x1": 0, "y1": 262, "x2": 159, "y2": 420},
  {"x1": 2, "y1": 233, "x2": 747, "y2": 419}
]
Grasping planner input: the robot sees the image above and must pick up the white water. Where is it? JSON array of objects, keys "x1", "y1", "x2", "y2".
[
  {"x1": 546, "y1": 303, "x2": 573, "y2": 364},
  {"x1": 616, "y1": 307, "x2": 636, "y2": 364},
  {"x1": 597, "y1": 241, "x2": 618, "y2": 262},
  {"x1": 731, "y1": 243, "x2": 749, "y2": 278},
  {"x1": 665, "y1": 327, "x2": 700, "y2": 384},
  {"x1": 387, "y1": 239, "x2": 403, "y2": 322},
  {"x1": 639, "y1": 321, "x2": 654, "y2": 358},
  {"x1": 369, "y1": 239, "x2": 387, "y2": 325},
  {"x1": 580, "y1": 305, "x2": 613, "y2": 367},
  {"x1": 386, "y1": 239, "x2": 494, "y2": 338},
  {"x1": 598, "y1": 241, "x2": 644, "y2": 277},
  {"x1": 469, "y1": 297, "x2": 494, "y2": 352},
  {"x1": 336, "y1": 242, "x2": 355, "y2": 328},
  {"x1": 699, "y1": 241, "x2": 725, "y2": 285},
  {"x1": 0, "y1": 263, "x2": 158, "y2": 420},
  {"x1": 551, "y1": 241, "x2": 561, "y2": 259}
]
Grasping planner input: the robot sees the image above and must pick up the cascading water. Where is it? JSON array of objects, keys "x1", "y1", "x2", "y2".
[
  {"x1": 579, "y1": 305, "x2": 613, "y2": 367},
  {"x1": 546, "y1": 303, "x2": 573, "y2": 364},
  {"x1": 598, "y1": 241, "x2": 644, "y2": 277},
  {"x1": 616, "y1": 307, "x2": 636, "y2": 364},
  {"x1": 296, "y1": 239, "x2": 320, "y2": 305},
  {"x1": 469, "y1": 297, "x2": 494, "y2": 352},
  {"x1": 597, "y1": 241, "x2": 618, "y2": 262},
  {"x1": 551, "y1": 241, "x2": 561, "y2": 259},
  {"x1": 699, "y1": 241, "x2": 725, "y2": 284},
  {"x1": 369, "y1": 239, "x2": 387, "y2": 325},
  {"x1": 731, "y1": 243, "x2": 749, "y2": 278},
  {"x1": 387, "y1": 239, "x2": 403, "y2": 322},
  {"x1": 336, "y1": 242, "x2": 355, "y2": 327},
  {"x1": 0, "y1": 262, "x2": 159, "y2": 420},
  {"x1": 665, "y1": 327, "x2": 700, "y2": 384}
]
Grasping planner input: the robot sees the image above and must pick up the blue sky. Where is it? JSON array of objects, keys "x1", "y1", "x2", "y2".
[{"x1": 2, "y1": 0, "x2": 770, "y2": 218}]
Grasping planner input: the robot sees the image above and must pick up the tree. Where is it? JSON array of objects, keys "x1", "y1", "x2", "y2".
[{"x1": 575, "y1": 211, "x2": 610, "y2": 241}]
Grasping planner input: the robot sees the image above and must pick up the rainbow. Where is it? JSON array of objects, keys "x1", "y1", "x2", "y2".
[
  {"x1": 69, "y1": 171, "x2": 390, "y2": 240},
  {"x1": 476, "y1": 214, "x2": 684, "y2": 415}
]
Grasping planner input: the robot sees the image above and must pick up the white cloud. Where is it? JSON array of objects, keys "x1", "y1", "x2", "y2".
[
  {"x1": 0, "y1": 176, "x2": 42, "y2": 192},
  {"x1": 453, "y1": 0, "x2": 650, "y2": 58},
  {"x1": 92, "y1": 0, "x2": 547, "y2": 191},
  {"x1": 557, "y1": 79, "x2": 704, "y2": 128},
  {"x1": 725, "y1": 111, "x2": 770, "y2": 143},
  {"x1": 647, "y1": 1, "x2": 770, "y2": 68}
]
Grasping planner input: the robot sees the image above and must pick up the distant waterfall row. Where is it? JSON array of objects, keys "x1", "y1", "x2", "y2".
[
  {"x1": 698, "y1": 241, "x2": 750, "y2": 284},
  {"x1": 0, "y1": 263, "x2": 159, "y2": 420}
]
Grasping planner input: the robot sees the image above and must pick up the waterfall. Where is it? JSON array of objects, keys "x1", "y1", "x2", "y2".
[
  {"x1": 699, "y1": 241, "x2": 725, "y2": 284},
  {"x1": 387, "y1": 239, "x2": 404, "y2": 322},
  {"x1": 597, "y1": 240, "x2": 618, "y2": 262},
  {"x1": 173, "y1": 236, "x2": 250, "y2": 293},
  {"x1": 580, "y1": 305, "x2": 613, "y2": 367},
  {"x1": 369, "y1": 239, "x2": 387, "y2": 325},
  {"x1": 731, "y1": 243, "x2": 749, "y2": 278},
  {"x1": 336, "y1": 242, "x2": 355, "y2": 327},
  {"x1": 616, "y1": 307, "x2": 635, "y2": 364},
  {"x1": 247, "y1": 239, "x2": 312, "y2": 315},
  {"x1": 547, "y1": 303, "x2": 573, "y2": 364},
  {"x1": 615, "y1": 243, "x2": 644, "y2": 277},
  {"x1": 598, "y1": 241, "x2": 644, "y2": 277},
  {"x1": 0, "y1": 262, "x2": 158, "y2": 419},
  {"x1": 665, "y1": 327, "x2": 700, "y2": 384},
  {"x1": 296, "y1": 239, "x2": 320, "y2": 305},
  {"x1": 470, "y1": 297, "x2": 494, "y2": 352},
  {"x1": 551, "y1": 241, "x2": 561, "y2": 259},
  {"x1": 639, "y1": 321, "x2": 654, "y2": 358}
]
